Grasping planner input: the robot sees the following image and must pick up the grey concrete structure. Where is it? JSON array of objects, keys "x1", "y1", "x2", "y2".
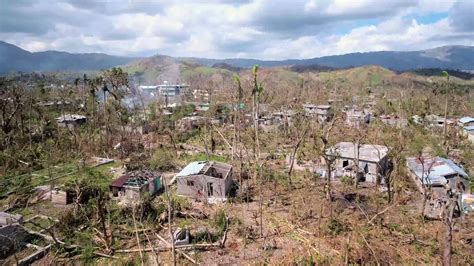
[{"x1": 176, "y1": 161, "x2": 233, "y2": 203}]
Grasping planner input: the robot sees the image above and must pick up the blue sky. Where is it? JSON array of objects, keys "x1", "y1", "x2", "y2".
[
  {"x1": 0, "y1": 0, "x2": 472, "y2": 59},
  {"x1": 415, "y1": 13, "x2": 449, "y2": 24}
]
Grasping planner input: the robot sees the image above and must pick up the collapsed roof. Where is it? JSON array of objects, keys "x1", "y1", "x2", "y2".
[{"x1": 176, "y1": 161, "x2": 232, "y2": 179}]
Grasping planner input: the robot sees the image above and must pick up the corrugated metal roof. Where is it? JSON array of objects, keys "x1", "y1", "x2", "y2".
[
  {"x1": 110, "y1": 175, "x2": 131, "y2": 188},
  {"x1": 177, "y1": 161, "x2": 207, "y2": 177},
  {"x1": 441, "y1": 158, "x2": 468, "y2": 177},
  {"x1": 406, "y1": 156, "x2": 468, "y2": 186},
  {"x1": 459, "y1": 116, "x2": 474, "y2": 124}
]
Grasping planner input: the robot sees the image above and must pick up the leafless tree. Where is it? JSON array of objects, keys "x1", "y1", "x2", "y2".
[
  {"x1": 314, "y1": 118, "x2": 339, "y2": 201},
  {"x1": 288, "y1": 119, "x2": 310, "y2": 187},
  {"x1": 441, "y1": 178, "x2": 462, "y2": 266}
]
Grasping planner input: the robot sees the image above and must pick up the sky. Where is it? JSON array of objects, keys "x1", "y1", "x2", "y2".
[{"x1": 0, "y1": 0, "x2": 473, "y2": 59}]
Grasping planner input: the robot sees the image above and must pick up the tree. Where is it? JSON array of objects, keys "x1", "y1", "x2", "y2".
[
  {"x1": 64, "y1": 169, "x2": 113, "y2": 251},
  {"x1": 0, "y1": 79, "x2": 24, "y2": 135},
  {"x1": 314, "y1": 118, "x2": 339, "y2": 201},
  {"x1": 442, "y1": 184, "x2": 460, "y2": 266},
  {"x1": 351, "y1": 129, "x2": 366, "y2": 188},
  {"x1": 381, "y1": 142, "x2": 403, "y2": 203},
  {"x1": 287, "y1": 115, "x2": 310, "y2": 187},
  {"x1": 232, "y1": 75, "x2": 245, "y2": 187},
  {"x1": 251, "y1": 64, "x2": 264, "y2": 178},
  {"x1": 441, "y1": 71, "x2": 450, "y2": 143}
]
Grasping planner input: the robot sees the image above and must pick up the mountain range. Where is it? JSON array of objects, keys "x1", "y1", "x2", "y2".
[
  {"x1": 187, "y1": 45, "x2": 474, "y2": 71},
  {"x1": 1, "y1": 41, "x2": 473, "y2": 74},
  {"x1": 0, "y1": 41, "x2": 138, "y2": 74}
]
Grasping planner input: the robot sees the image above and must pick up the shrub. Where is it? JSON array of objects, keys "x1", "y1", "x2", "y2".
[
  {"x1": 191, "y1": 229, "x2": 220, "y2": 243},
  {"x1": 149, "y1": 149, "x2": 176, "y2": 171},
  {"x1": 213, "y1": 209, "x2": 227, "y2": 234},
  {"x1": 326, "y1": 219, "x2": 347, "y2": 236}
]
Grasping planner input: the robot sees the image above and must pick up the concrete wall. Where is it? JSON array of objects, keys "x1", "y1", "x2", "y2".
[
  {"x1": 177, "y1": 173, "x2": 231, "y2": 201},
  {"x1": 335, "y1": 156, "x2": 388, "y2": 183},
  {"x1": 51, "y1": 190, "x2": 68, "y2": 205},
  {"x1": 0, "y1": 213, "x2": 23, "y2": 226},
  {"x1": 468, "y1": 133, "x2": 474, "y2": 144},
  {"x1": 124, "y1": 185, "x2": 148, "y2": 200}
]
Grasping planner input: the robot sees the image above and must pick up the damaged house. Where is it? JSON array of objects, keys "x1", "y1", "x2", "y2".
[
  {"x1": 328, "y1": 142, "x2": 389, "y2": 184},
  {"x1": 462, "y1": 126, "x2": 474, "y2": 143},
  {"x1": 457, "y1": 116, "x2": 474, "y2": 127},
  {"x1": 271, "y1": 110, "x2": 297, "y2": 126},
  {"x1": 176, "y1": 116, "x2": 205, "y2": 132},
  {"x1": 343, "y1": 106, "x2": 372, "y2": 127},
  {"x1": 406, "y1": 156, "x2": 469, "y2": 218},
  {"x1": 176, "y1": 161, "x2": 233, "y2": 203},
  {"x1": 406, "y1": 156, "x2": 469, "y2": 193},
  {"x1": 51, "y1": 188, "x2": 76, "y2": 205},
  {"x1": 425, "y1": 114, "x2": 455, "y2": 128},
  {"x1": 378, "y1": 114, "x2": 408, "y2": 128},
  {"x1": 56, "y1": 114, "x2": 87, "y2": 129},
  {"x1": 110, "y1": 171, "x2": 163, "y2": 201},
  {"x1": 458, "y1": 117, "x2": 474, "y2": 143},
  {"x1": 0, "y1": 212, "x2": 23, "y2": 228},
  {"x1": 303, "y1": 104, "x2": 332, "y2": 123}
]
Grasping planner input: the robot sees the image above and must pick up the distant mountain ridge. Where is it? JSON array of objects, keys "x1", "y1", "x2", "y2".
[
  {"x1": 1, "y1": 41, "x2": 473, "y2": 74},
  {"x1": 0, "y1": 41, "x2": 138, "y2": 74},
  {"x1": 184, "y1": 45, "x2": 474, "y2": 71}
]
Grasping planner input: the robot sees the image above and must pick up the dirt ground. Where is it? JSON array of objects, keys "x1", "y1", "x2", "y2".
[
  {"x1": 29, "y1": 174, "x2": 474, "y2": 265},
  {"x1": 138, "y1": 179, "x2": 472, "y2": 264},
  {"x1": 184, "y1": 177, "x2": 473, "y2": 265}
]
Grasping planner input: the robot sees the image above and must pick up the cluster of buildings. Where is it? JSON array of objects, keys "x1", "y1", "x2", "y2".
[
  {"x1": 317, "y1": 138, "x2": 472, "y2": 218},
  {"x1": 106, "y1": 161, "x2": 234, "y2": 204},
  {"x1": 411, "y1": 115, "x2": 474, "y2": 143},
  {"x1": 139, "y1": 81, "x2": 188, "y2": 98}
]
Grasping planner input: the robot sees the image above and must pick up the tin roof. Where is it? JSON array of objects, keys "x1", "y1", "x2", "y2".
[
  {"x1": 110, "y1": 170, "x2": 160, "y2": 188},
  {"x1": 176, "y1": 161, "x2": 208, "y2": 177},
  {"x1": 110, "y1": 175, "x2": 131, "y2": 188},
  {"x1": 464, "y1": 126, "x2": 474, "y2": 131},
  {"x1": 459, "y1": 116, "x2": 474, "y2": 124},
  {"x1": 56, "y1": 114, "x2": 87, "y2": 122},
  {"x1": 406, "y1": 156, "x2": 468, "y2": 186}
]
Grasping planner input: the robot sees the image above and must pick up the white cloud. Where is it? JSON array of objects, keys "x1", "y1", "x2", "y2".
[
  {"x1": 417, "y1": 0, "x2": 456, "y2": 13},
  {"x1": 0, "y1": 0, "x2": 472, "y2": 59}
]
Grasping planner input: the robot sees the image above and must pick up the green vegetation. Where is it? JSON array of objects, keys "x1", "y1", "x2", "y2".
[{"x1": 1, "y1": 62, "x2": 473, "y2": 265}]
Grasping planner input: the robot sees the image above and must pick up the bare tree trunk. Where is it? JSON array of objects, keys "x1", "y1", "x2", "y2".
[
  {"x1": 325, "y1": 161, "x2": 332, "y2": 201},
  {"x1": 164, "y1": 178, "x2": 176, "y2": 266},
  {"x1": 288, "y1": 126, "x2": 309, "y2": 187},
  {"x1": 354, "y1": 140, "x2": 360, "y2": 188},
  {"x1": 442, "y1": 198, "x2": 455, "y2": 266},
  {"x1": 203, "y1": 121, "x2": 210, "y2": 161},
  {"x1": 443, "y1": 95, "x2": 448, "y2": 142},
  {"x1": 97, "y1": 192, "x2": 110, "y2": 251},
  {"x1": 259, "y1": 192, "x2": 263, "y2": 237},
  {"x1": 132, "y1": 204, "x2": 144, "y2": 265}
]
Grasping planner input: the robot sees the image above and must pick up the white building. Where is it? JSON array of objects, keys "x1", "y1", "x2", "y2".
[{"x1": 139, "y1": 81, "x2": 188, "y2": 97}]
